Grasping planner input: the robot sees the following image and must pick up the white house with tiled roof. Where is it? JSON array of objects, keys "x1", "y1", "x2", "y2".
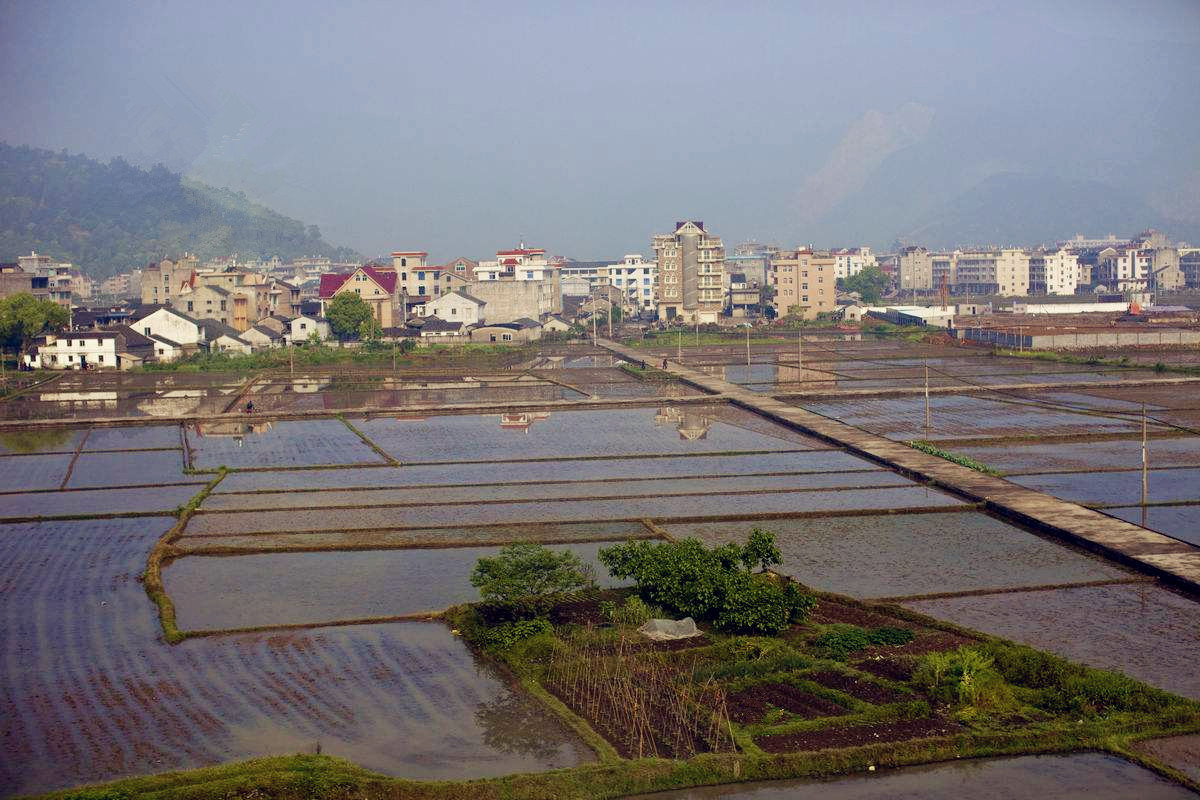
[{"x1": 419, "y1": 289, "x2": 486, "y2": 325}]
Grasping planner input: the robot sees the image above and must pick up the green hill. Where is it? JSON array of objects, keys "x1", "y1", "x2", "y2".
[{"x1": 0, "y1": 143, "x2": 359, "y2": 278}]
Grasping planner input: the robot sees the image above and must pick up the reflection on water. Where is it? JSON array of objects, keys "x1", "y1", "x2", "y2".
[
  {"x1": 655, "y1": 406, "x2": 713, "y2": 440},
  {"x1": 191, "y1": 419, "x2": 275, "y2": 444},
  {"x1": 499, "y1": 411, "x2": 551, "y2": 431}
]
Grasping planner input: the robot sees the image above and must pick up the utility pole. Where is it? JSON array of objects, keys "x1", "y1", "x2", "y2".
[
  {"x1": 289, "y1": 341, "x2": 294, "y2": 376},
  {"x1": 746, "y1": 325, "x2": 751, "y2": 368},
  {"x1": 591, "y1": 291, "x2": 597, "y2": 345},
  {"x1": 924, "y1": 358, "x2": 931, "y2": 436},
  {"x1": 677, "y1": 328, "x2": 681, "y2": 359},
  {"x1": 1141, "y1": 403, "x2": 1149, "y2": 527},
  {"x1": 694, "y1": 315, "x2": 699, "y2": 348},
  {"x1": 607, "y1": 297, "x2": 613, "y2": 339}
]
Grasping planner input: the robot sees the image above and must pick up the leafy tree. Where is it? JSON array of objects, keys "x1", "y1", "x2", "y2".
[
  {"x1": 599, "y1": 530, "x2": 814, "y2": 634},
  {"x1": 0, "y1": 293, "x2": 70, "y2": 359},
  {"x1": 358, "y1": 317, "x2": 383, "y2": 342},
  {"x1": 742, "y1": 527, "x2": 783, "y2": 572},
  {"x1": 470, "y1": 543, "x2": 594, "y2": 615},
  {"x1": 840, "y1": 266, "x2": 889, "y2": 304},
  {"x1": 325, "y1": 293, "x2": 374, "y2": 341}
]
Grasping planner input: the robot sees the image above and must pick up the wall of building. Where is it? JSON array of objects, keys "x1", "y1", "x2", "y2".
[{"x1": 469, "y1": 277, "x2": 561, "y2": 323}]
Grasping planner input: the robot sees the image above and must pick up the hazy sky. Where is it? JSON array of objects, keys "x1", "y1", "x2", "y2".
[{"x1": 3, "y1": 0, "x2": 1199, "y2": 259}]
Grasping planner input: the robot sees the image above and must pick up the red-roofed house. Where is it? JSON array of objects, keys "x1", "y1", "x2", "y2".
[{"x1": 318, "y1": 266, "x2": 399, "y2": 327}]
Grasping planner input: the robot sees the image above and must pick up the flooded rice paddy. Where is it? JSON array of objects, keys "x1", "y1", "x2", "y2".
[
  {"x1": 0, "y1": 516, "x2": 592, "y2": 795},
  {"x1": 166, "y1": 542, "x2": 630, "y2": 631},
  {"x1": 637, "y1": 752, "x2": 1198, "y2": 799},
  {"x1": 663, "y1": 512, "x2": 1134, "y2": 599},
  {"x1": 3, "y1": 339, "x2": 1200, "y2": 796}
]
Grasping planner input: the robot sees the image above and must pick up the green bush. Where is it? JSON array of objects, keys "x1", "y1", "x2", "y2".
[
  {"x1": 914, "y1": 647, "x2": 1014, "y2": 710},
  {"x1": 813, "y1": 625, "x2": 914, "y2": 658},
  {"x1": 980, "y1": 641, "x2": 1176, "y2": 716},
  {"x1": 813, "y1": 624, "x2": 873, "y2": 659},
  {"x1": 477, "y1": 618, "x2": 554, "y2": 650},
  {"x1": 598, "y1": 531, "x2": 815, "y2": 634},
  {"x1": 870, "y1": 627, "x2": 916, "y2": 646},
  {"x1": 599, "y1": 595, "x2": 652, "y2": 626},
  {"x1": 470, "y1": 543, "x2": 595, "y2": 615}
]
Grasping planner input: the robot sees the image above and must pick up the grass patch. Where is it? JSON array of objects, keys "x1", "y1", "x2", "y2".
[
  {"x1": 906, "y1": 440, "x2": 1001, "y2": 475},
  {"x1": 143, "y1": 469, "x2": 227, "y2": 644},
  {"x1": 336, "y1": 414, "x2": 400, "y2": 465},
  {"x1": 618, "y1": 362, "x2": 679, "y2": 381}
]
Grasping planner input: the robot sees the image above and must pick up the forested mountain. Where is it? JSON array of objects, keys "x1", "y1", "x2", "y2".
[{"x1": 0, "y1": 143, "x2": 359, "y2": 278}]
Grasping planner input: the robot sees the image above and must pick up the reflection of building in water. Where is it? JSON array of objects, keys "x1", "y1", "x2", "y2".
[
  {"x1": 498, "y1": 411, "x2": 551, "y2": 432},
  {"x1": 190, "y1": 420, "x2": 275, "y2": 446},
  {"x1": 136, "y1": 389, "x2": 207, "y2": 417},
  {"x1": 654, "y1": 406, "x2": 712, "y2": 440}
]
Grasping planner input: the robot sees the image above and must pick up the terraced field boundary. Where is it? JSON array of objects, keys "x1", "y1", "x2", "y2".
[
  {"x1": 143, "y1": 470, "x2": 227, "y2": 644},
  {"x1": 596, "y1": 339, "x2": 1200, "y2": 593}
]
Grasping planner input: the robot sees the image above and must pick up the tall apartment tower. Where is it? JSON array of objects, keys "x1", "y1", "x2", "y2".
[{"x1": 652, "y1": 220, "x2": 725, "y2": 324}]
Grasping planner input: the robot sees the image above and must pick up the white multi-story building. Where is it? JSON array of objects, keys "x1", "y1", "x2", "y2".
[
  {"x1": 598, "y1": 254, "x2": 657, "y2": 311},
  {"x1": 1096, "y1": 246, "x2": 1151, "y2": 290},
  {"x1": 832, "y1": 247, "x2": 876, "y2": 280},
  {"x1": 1028, "y1": 250, "x2": 1079, "y2": 296},
  {"x1": 475, "y1": 246, "x2": 554, "y2": 281}
]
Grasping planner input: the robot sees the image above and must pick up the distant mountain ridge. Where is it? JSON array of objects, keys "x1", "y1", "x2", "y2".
[{"x1": 0, "y1": 143, "x2": 359, "y2": 278}]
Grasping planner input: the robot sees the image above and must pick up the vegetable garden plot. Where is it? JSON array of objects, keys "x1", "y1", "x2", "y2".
[
  {"x1": 200, "y1": 472, "x2": 912, "y2": 512},
  {"x1": 0, "y1": 484, "x2": 200, "y2": 518},
  {"x1": 636, "y1": 753, "x2": 1198, "y2": 800},
  {"x1": 1105, "y1": 504, "x2": 1200, "y2": 547},
  {"x1": 0, "y1": 518, "x2": 592, "y2": 796},
  {"x1": 185, "y1": 485, "x2": 964, "y2": 534},
  {"x1": 356, "y1": 405, "x2": 822, "y2": 463},
  {"x1": 906, "y1": 583, "x2": 1200, "y2": 700},
  {"x1": 185, "y1": 418, "x2": 386, "y2": 469},
  {"x1": 664, "y1": 512, "x2": 1131, "y2": 599},
  {"x1": 1009, "y1": 467, "x2": 1200, "y2": 506},
  {"x1": 66, "y1": 450, "x2": 194, "y2": 489},
  {"x1": 213, "y1": 451, "x2": 874, "y2": 493},
  {"x1": 0, "y1": 453, "x2": 72, "y2": 491},
  {"x1": 165, "y1": 542, "x2": 631, "y2": 631}
]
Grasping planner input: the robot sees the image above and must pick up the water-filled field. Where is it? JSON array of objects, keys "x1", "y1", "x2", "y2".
[
  {"x1": 0, "y1": 517, "x2": 592, "y2": 795},
  {"x1": 664, "y1": 512, "x2": 1133, "y2": 599},
  {"x1": 3, "y1": 353, "x2": 1199, "y2": 798},
  {"x1": 638, "y1": 752, "x2": 1197, "y2": 799}
]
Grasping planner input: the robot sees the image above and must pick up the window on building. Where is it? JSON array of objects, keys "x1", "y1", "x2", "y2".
[
  {"x1": 417, "y1": 271, "x2": 425, "y2": 281},
  {"x1": 98, "y1": 355, "x2": 104, "y2": 363},
  {"x1": 418, "y1": 285, "x2": 425, "y2": 295},
  {"x1": 451, "y1": 307, "x2": 457, "y2": 316}
]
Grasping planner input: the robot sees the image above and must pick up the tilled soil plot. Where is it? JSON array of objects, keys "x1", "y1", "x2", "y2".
[
  {"x1": 809, "y1": 601, "x2": 909, "y2": 628},
  {"x1": 805, "y1": 670, "x2": 905, "y2": 704},
  {"x1": 726, "y1": 683, "x2": 847, "y2": 724},
  {"x1": 757, "y1": 717, "x2": 961, "y2": 753},
  {"x1": 854, "y1": 656, "x2": 916, "y2": 682}
]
